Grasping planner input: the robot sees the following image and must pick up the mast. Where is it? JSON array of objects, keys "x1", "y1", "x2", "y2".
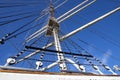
[{"x1": 46, "y1": 0, "x2": 67, "y2": 71}]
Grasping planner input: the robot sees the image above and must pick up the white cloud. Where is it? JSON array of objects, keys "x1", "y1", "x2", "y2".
[{"x1": 102, "y1": 49, "x2": 112, "y2": 64}]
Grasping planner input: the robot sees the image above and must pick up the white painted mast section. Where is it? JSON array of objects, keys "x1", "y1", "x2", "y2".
[
  {"x1": 53, "y1": 28, "x2": 67, "y2": 71},
  {"x1": 15, "y1": 7, "x2": 120, "y2": 64},
  {"x1": 57, "y1": 0, "x2": 89, "y2": 21},
  {"x1": 58, "y1": 0, "x2": 96, "y2": 23}
]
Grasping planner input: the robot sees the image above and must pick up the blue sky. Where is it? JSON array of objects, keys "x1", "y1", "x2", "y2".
[{"x1": 0, "y1": 0, "x2": 120, "y2": 74}]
